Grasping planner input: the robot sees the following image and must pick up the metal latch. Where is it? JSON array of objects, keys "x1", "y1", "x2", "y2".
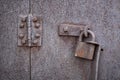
[
  {"x1": 58, "y1": 23, "x2": 85, "y2": 36},
  {"x1": 18, "y1": 14, "x2": 42, "y2": 47},
  {"x1": 58, "y1": 23, "x2": 101, "y2": 60}
]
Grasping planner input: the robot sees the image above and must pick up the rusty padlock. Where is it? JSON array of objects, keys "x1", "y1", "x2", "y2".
[{"x1": 75, "y1": 30, "x2": 98, "y2": 60}]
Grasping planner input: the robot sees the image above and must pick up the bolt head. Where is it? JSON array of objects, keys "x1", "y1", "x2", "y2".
[
  {"x1": 21, "y1": 40, "x2": 26, "y2": 44},
  {"x1": 35, "y1": 23, "x2": 40, "y2": 28},
  {"x1": 33, "y1": 40, "x2": 38, "y2": 44},
  {"x1": 20, "y1": 23, "x2": 24, "y2": 28},
  {"x1": 33, "y1": 17, "x2": 38, "y2": 22},
  {"x1": 35, "y1": 33, "x2": 40, "y2": 38},
  {"x1": 19, "y1": 33, "x2": 24, "y2": 39},
  {"x1": 63, "y1": 26, "x2": 68, "y2": 32},
  {"x1": 21, "y1": 17, "x2": 26, "y2": 22}
]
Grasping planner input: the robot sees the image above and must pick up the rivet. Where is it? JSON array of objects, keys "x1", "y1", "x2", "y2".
[
  {"x1": 35, "y1": 23, "x2": 40, "y2": 28},
  {"x1": 33, "y1": 40, "x2": 38, "y2": 44},
  {"x1": 21, "y1": 17, "x2": 26, "y2": 22},
  {"x1": 63, "y1": 26, "x2": 68, "y2": 32},
  {"x1": 33, "y1": 17, "x2": 38, "y2": 22},
  {"x1": 19, "y1": 33, "x2": 24, "y2": 39},
  {"x1": 21, "y1": 40, "x2": 26, "y2": 44},
  {"x1": 20, "y1": 23, "x2": 24, "y2": 28},
  {"x1": 35, "y1": 33, "x2": 40, "y2": 38}
]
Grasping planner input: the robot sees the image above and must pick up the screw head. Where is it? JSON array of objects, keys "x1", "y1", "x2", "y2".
[
  {"x1": 21, "y1": 17, "x2": 26, "y2": 22},
  {"x1": 20, "y1": 23, "x2": 24, "y2": 28},
  {"x1": 33, "y1": 17, "x2": 37, "y2": 22},
  {"x1": 21, "y1": 40, "x2": 26, "y2": 44},
  {"x1": 35, "y1": 33, "x2": 40, "y2": 38},
  {"x1": 33, "y1": 40, "x2": 38, "y2": 44},
  {"x1": 63, "y1": 26, "x2": 68, "y2": 32},
  {"x1": 35, "y1": 23, "x2": 40, "y2": 28},
  {"x1": 19, "y1": 33, "x2": 24, "y2": 39}
]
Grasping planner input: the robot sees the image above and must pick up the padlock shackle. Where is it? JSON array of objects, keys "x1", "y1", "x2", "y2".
[{"x1": 79, "y1": 30, "x2": 95, "y2": 42}]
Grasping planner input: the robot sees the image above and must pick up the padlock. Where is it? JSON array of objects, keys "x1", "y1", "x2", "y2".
[{"x1": 75, "y1": 30, "x2": 98, "y2": 60}]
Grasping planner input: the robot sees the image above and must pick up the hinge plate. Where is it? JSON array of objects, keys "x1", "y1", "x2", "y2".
[{"x1": 18, "y1": 14, "x2": 42, "y2": 47}]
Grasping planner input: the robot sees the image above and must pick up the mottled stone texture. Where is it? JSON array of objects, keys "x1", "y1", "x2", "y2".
[{"x1": 0, "y1": 0, "x2": 120, "y2": 80}]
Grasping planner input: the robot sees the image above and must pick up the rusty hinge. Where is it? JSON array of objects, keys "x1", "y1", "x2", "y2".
[{"x1": 18, "y1": 14, "x2": 42, "y2": 47}]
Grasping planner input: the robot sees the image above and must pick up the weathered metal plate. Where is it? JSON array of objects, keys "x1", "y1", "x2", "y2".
[
  {"x1": 75, "y1": 42, "x2": 96, "y2": 60},
  {"x1": 59, "y1": 23, "x2": 85, "y2": 37},
  {"x1": 18, "y1": 15, "x2": 42, "y2": 47},
  {"x1": 18, "y1": 15, "x2": 28, "y2": 46},
  {"x1": 31, "y1": 15, "x2": 42, "y2": 47}
]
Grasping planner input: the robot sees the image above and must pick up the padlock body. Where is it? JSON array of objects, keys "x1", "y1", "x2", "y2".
[{"x1": 75, "y1": 42, "x2": 95, "y2": 60}]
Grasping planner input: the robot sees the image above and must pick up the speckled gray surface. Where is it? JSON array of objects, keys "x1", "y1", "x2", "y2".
[
  {"x1": 0, "y1": 0, "x2": 120, "y2": 80},
  {"x1": 30, "y1": 0, "x2": 120, "y2": 80},
  {"x1": 0, "y1": 0, "x2": 30, "y2": 80}
]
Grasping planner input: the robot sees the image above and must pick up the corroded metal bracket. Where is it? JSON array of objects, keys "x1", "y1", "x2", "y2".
[
  {"x1": 18, "y1": 14, "x2": 42, "y2": 47},
  {"x1": 58, "y1": 23, "x2": 85, "y2": 37}
]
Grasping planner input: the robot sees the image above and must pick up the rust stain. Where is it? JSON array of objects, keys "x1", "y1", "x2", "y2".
[{"x1": 79, "y1": 49, "x2": 85, "y2": 57}]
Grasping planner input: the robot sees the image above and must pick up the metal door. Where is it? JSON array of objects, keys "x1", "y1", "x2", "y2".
[
  {"x1": 0, "y1": 0, "x2": 30, "y2": 80},
  {"x1": 0, "y1": 0, "x2": 120, "y2": 80},
  {"x1": 30, "y1": 0, "x2": 120, "y2": 80}
]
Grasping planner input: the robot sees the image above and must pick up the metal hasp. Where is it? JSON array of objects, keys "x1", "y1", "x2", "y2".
[
  {"x1": 75, "y1": 30, "x2": 98, "y2": 60},
  {"x1": 58, "y1": 24, "x2": 99, "y2": 60},
  {"x1": 59, "y1": 23, "x2": 85, "y2": 37},
  {"x1": 18, "y1": 14, "x2": 42, "y2": 47}
]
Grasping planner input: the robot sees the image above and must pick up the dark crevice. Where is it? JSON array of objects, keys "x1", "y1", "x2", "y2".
[
  {"x1": 29, "y1": 48, "x2": 31, "y2": 80},
  {"x1": 29, "y1": 0, "x2": 32, "y2": 14},
  {"x1": 29, "y1": 0, "x2": 32, "y2": 80}
]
